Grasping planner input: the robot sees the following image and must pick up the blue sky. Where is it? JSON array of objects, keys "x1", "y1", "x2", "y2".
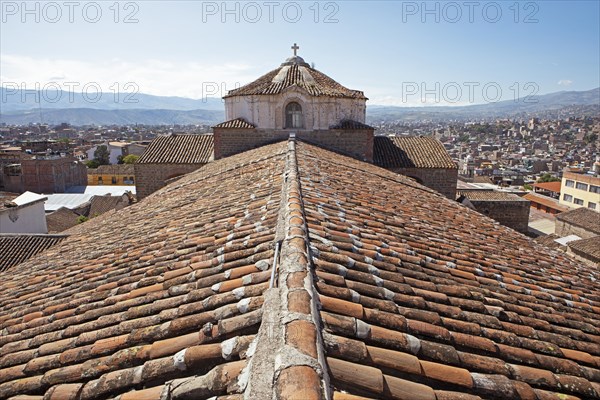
[{"x1": 1, "y1": 1, "x2": 599, "y2": 106}]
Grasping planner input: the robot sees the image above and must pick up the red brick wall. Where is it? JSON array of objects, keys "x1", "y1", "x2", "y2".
[
  {"x1": 214, "y1": 128, "x2": 374, "y2": 162},
  {"x1": 134, "y1": 163, "x2": 205, "y2": 200},
  {"x1": 388, "y1": 167, "x2": 458, "y2": 199}
]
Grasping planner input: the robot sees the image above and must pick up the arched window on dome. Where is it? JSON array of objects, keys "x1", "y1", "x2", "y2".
[{"x1": 285, "y1": 102, "x2": 303, "y2": 129}]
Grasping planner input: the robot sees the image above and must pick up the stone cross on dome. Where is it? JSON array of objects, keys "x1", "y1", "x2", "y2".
[{"x1": 291, "y1": 43, "x2": 299, "y2": 56}]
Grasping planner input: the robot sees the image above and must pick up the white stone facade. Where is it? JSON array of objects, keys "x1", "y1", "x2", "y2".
[{"x1": 224, "y1": 89, "x2": 366, "y2": 131}]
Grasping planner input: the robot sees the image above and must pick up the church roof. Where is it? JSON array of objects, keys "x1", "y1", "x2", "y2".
[
  {"x1": 137, "y1": 134, "x2": 214, "y2": 164},
  {"x1": 1, "y1": 140, "x2": 599, "y2": 399},
  {"x1": 374, "y1": 136, "x2": 458, "y2": 169},
  {"x1": 213, "y1": 118, "x2": 256, "y2": 129},
  {"x1": 224, "y1": 60, "x2": 367, "y2": 100}
]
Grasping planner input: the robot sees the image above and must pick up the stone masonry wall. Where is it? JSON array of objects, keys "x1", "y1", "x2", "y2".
[
  {"x1": 4, "y1": 158, "x2": 87, "y2": 194},
  {"x1": 388, "y1": 167, "x2": 458, "y2": 199},
  {"x1": 214, "y1": 129, "x2": 373, "y2": 162},
  {"x1": 135, "y1": 163, "x2": 205, "y2": 200},
  {"x1": 555, "y1": 220, "x2": 598, "y2": 239},
  {"x1": 470, "y1": 200, "x2": 531, "y2": 234}
]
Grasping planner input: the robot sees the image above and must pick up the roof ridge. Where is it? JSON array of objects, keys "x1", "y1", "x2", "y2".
[{"x1": 243, "y1": 137, "x2": 330, "y2": 399}]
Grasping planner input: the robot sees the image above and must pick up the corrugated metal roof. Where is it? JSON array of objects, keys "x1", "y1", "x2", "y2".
[
  {"x1": 43, "y1": 194, "x2": 94, "y2": 211},
  {"x1": 137, "y1": 134, "x2": 214, "y2": 164},
  {"x1": 374, "y1": 136, "x2": 457, "y2": 169}
]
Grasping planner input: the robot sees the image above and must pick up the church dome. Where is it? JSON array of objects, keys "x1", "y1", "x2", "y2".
[{"x1": 224, "y1": 47, "x2": 367, "y2": 100}]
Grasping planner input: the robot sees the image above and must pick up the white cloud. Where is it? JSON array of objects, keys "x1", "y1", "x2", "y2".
[
  {"x1": 0, "y1": 54, "x2": 260, "y2": 98},
  {"x1": 557, "y1": 79, "x2": 573, "y2": 87}
]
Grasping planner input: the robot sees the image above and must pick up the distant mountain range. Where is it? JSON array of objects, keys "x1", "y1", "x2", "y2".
[{"x1": 1, "y1": 87, "x2": 598, "y2": 126}]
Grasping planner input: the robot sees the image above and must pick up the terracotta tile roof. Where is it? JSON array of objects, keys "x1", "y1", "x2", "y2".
[
  {"x1": 224, "y1": 64, "x2": 367, "y2": 99},
  {"x1": 533, "y1": 181, "x2": 562, "y2": 193},
  {"x1": 533, "y1": 233, "x2": 562, "y2": 250},
  {"x1": 329, "y1": 120, "x2": 374, "y2": 130},
  {"x1": 88, "y1": 164, "x2": 135, "y2": 175},
  {"x1": 295, "y1": 143, "x2": 600, "y2": 400},
  {"x1": 137, "y1": 134, "x2": 214, "y2": 164},
  {"x1": 46, "y1": 207, "x2": 80, "y2": 233},
  {"x1": 458, "y1": 190, "x2": 528, "y2": 202},
  {"x1": 0, "y1": 143, "x2": 286, "y2": 399},
  {"x1": 0, "y1": 234, "x2": 67, "y2": 272},
  {"x1": 374, "y1": 136, "x2": 457, "y2": 169},
  {"x1": 568, "y1": 237, "x2": 600, "y2": 263},
  {"x1": 523, "y1": 192, "x2": 570, "y2": 212},
  {"x1": 213, "y1": 118, "x2": 256, "y2": 129},
  {"x1": 1, "y1": 139, "x2": 599, "y2": 399},
  {"x1": 556, "y1": 207, "x2": 600, "y2": 235},
  {"x1": 88, "y1": 195, "x2": 130, "y2": 218}
]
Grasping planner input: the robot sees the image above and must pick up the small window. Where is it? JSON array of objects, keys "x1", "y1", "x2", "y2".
[
  {"x1": 285, "y1": 102, "x2": 303, "y2": 129},
  {"x1": 574, "y1": 198, "x2": 584, "y2": 205},
  {"x1": 590, "y1": 185, "x2": 599, "y2": 194},
  {"x1": 575, "y1": 182, "x2": 588, "y2": 191},
  {"x1": 565, "y1": 180, "x2": 574, "y2": 187},
  {"x1": 563, "y1": 194, "x2": 573, "y2": 202},
  {"x1": 112, "y1": 176, "x2": 117, "y2": 184},
  {"x1": 588, "y1": 202, "x2": 597, "y2": 210}
]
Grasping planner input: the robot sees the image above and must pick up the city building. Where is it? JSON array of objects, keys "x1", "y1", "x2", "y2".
[
  {"x1": 87, "y1": 164, "x2": 135, "y2": 186},
  {"x1": 559, "y1": 169, "x2": 600, "y2": 211}
]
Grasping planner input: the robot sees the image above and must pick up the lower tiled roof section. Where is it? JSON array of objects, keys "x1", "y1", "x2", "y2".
[
  {"x1": 329, "y1": 120, "x2": 374, "y2": 130},
  {"x1": 556, "y1": 207, "x2": 600, "y2": 235},
  {"x1": 137, "y1": 133, "x2": 214, "y2": 164},
  {"x1": 46, "y1": 207, "x2": 81, "y2": 233},
  {"x1": 458, "y1": 190, "x2": 528, "y2": 202},
  {"x1": 374, "y1": 136, "x2": 457, "y2": 169},
  {"x1": 213, "y1": 118, "x2": 256, "y2": 129},
  {"x1": 295, "y1": 143, "x2": 600, "y2": 400},
  {"x1": 0, "y1": 143, "x2": 288, "y2": 399},
  {"x1": 568, "y1": 237, "x2": 600, "y2": 263},
  {"x1": 0, "y1": 234, "x2": 67, "y2": 273}
]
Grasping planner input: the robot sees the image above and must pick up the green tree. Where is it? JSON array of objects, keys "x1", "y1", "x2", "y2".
[
  {"x1": 584, "y1": 133, "x2": 598, "y2": 144},
  {"x1": 122, "y1": 155, "x2": 139, "y2": 164},
  {"x1": 536, "y1": 173, "x2": 560, "y2": 183},
  {"x1": 77, "y1": 215, "x2": 89, "y2": 224},
  {"x1": 93, "y1": 145, "x2": 110, "y2": 165},
  {"x1": 85, "y1": 159, "x2": 100, "y2": 169}
]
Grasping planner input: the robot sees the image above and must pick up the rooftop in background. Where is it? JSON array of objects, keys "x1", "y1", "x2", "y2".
[
  {"x1": 137, "y1": 133, "x2": 214, "y2": 164},
  {"x1": 374, "y1": 136, "x2": 457, "y2": 169},
  {"x1": 533, "y1": 181, "x2": 562, "y2": 193},
  {"x1": 556, "y1": 207, "x2": 600, "y2": 235},
  {"x1": 88, "y1": 164, "x2": 135, "y2": 175},
  {"x1": 458, "y1": 190, "x2": 528, "y2": 202}
]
